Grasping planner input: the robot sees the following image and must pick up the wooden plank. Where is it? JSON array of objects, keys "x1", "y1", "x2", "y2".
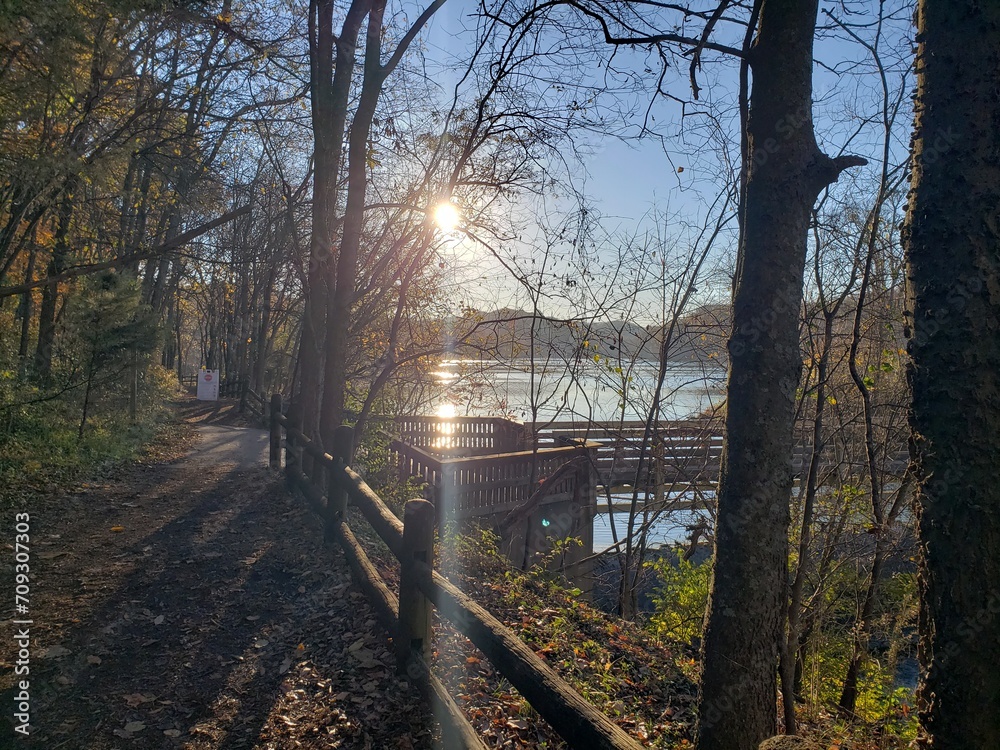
[
  {"x1": 332, "y1": 521, "x2": 487, "y2": 750},
  {"x1": 333, "y1": 465, "x2": 405, "y2": 559},
  {"x1": 416, "y1": 564, "x2": 643, "y2": 750}
]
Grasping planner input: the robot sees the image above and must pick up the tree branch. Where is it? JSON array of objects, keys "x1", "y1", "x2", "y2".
[{"x1": 0, "y1": 206, "x2": 251, "y2": 299}]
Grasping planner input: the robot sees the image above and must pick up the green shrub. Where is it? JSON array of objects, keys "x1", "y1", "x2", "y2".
[
  {"x1": 0, "y1": 363, "x2": 177, "y2": 506},
  {"x1": 647, "y1": 548, "x2": 711, "y2": 645}
]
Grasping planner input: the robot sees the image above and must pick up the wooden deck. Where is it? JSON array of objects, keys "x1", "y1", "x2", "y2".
[
  {"x1": 389, "y1": 415, "x2": 909, "y2": 520},
  {"x1": 530, "y1": 419, "x2": 908, "y2": 490}
]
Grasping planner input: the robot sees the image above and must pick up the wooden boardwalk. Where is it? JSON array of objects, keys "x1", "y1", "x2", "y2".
[
  {"x1": 389, "y1": 415, "x2": 908, "y2": 521},
  {"x1": 532, "y1": 420, "x2": 908, "y2": 491}
]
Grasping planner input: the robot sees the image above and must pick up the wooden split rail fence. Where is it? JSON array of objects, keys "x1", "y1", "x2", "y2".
[{"x1": 268, "y1": 395, "x2": 643, "y2": 750}]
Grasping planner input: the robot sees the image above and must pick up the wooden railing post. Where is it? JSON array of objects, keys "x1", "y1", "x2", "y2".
[
  {"x1": 285, "y1": 402, "x2": 301, "y2": 484},
  {"x1": 269, "y1": 393, "x2": 282, "y2": 469},
  {"x1": 432, "y1": 471, "x2": 446, "y2": 529},
  {"x1": 397, "y1": 499, "x2": 435, "y2": 674},
  {"x1": 301, "y1": 440, "x2": 314, "y2": 485},
  {"x1": 325, "y1": 425, "x2": 354, "y2": 542}
]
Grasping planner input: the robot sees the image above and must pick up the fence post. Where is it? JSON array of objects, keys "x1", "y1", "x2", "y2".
[
  {"x1": 397, "y1": 499, "x2": 435, "y2": 674},
  {"x1": 285, "y1": 402, "x2": 301, "y2": 485},
  {"x1": 325, "y1": 425, "x2": 354, "y2": 543},
  {"x1": 301, "y1": 437, "x2": 314, "y2": 484},
  {"x1": 269, "y1": 393, "x2": 282, "y2": 469}
]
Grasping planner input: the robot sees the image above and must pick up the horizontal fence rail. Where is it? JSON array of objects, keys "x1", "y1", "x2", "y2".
[
  {"x1": 269, "y1": 395, "x2": 643, "y2": 750},
  {"x1": 527, "y1": 418, "x2": 907, "y2": 487},
  {"x1": 389, "y1": 440, "x2": 596, "y2": 521},
  {"x1": 391, "y1": 415, "x2": 526, "y2": 456}
]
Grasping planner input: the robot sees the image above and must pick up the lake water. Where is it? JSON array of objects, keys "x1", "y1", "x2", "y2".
[
  {"x1": 429, "y1": 358, "x2": 724, "y2": 552},
  {"x1": 593, "y1": 498, "x2": 712, "y2": 552},
  {"x1": 427, "y1": 358, "x2": 725, "y2": 423}
]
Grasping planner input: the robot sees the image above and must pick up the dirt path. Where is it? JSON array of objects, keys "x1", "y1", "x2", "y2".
[
  {"x1": 2, "y1": 399, "x2": 436, "y2": 749},
  {"x1": 174, "y1": 397, "x2": 269, "y2": 469}
]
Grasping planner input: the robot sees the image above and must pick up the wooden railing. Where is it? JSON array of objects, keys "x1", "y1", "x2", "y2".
[
  {"x1": 178, "y1": 374, "x2": 268, "y2": 422},
  {"x1": 243, "y1": 387, "x2": 267, "y2": 420},
  {"x1": 528, "y1": 418, "x2": 908, "y2": 487},
  {"x1": 545, "y1": 421, "x2": 724, "y2": 487},
  {"x1": 177, "y1": 374, "x2": 247, "y2": 398},
  {"x1": 391, "y1": 415, "x2": 526, "y2": 456},
  {"x1": 269, "y1": 395, "x2": 642, "y2": 750},
  {"x1": 390, "y1": 439, "x2": 596, "y2": 521}
]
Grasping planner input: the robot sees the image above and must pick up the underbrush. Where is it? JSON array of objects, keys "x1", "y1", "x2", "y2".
[
  {"x1": 435, "y1": 527, "x2": 699, "y2": 747},
  {"x1": 0, "y1": 364, "x2": 182, "y2": 507},
  {"x1": 354, "y1": 447, "x2": 917, "y2": 748},
  {"x1": 645, "y1": 545, "x2": 917, "y2": 748}
]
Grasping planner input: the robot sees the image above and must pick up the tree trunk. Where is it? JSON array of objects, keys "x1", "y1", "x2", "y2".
[
  {"x1": 781, "y1": 308, "x2": 834, "y2": 733},
  {"x1": 17, "y1": 242, "x2": 37, "y2": 372},
  {"x1": 34, "y1": 185, "x2": 76, "y2": 380},
  {"x1": 905, "y1": 2, "x2": 1000, "y2": 747},
  {"x1": 296, "y1": 0, "x2": 369, "y2": 445},
  {"x1": 79, "y1": 362, "x2": 95, "y2": 440},
  {"x1": 696, "y1": 3, "x2": 864, "y2": 749},
  {"x1": 838, "y1": 545, "x2": 886, "y2": 713},
  {"x1": 320, "y1": 0, "x2": 386, "y2": 447}
]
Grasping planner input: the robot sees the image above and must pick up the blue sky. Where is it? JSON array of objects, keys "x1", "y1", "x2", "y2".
[{"x1": 419, "y1": 1, "x2": 914, "y2": 316}]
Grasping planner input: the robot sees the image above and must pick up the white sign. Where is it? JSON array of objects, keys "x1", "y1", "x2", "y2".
[{"x1": 197, "y1": 369, "x2": 219, "y2": 401}]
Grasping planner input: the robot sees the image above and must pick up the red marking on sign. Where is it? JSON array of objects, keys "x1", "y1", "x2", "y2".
[{"x1": 204, "y1": 373, "x2": 213, "y2": 382}]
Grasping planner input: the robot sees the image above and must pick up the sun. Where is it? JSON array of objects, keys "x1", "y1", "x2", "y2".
[
  {"x1": 433, "y1": 202, "x2": 460, "y2": 232},
  {"x1": 435, "y1": 402, "x2": 457, "y2": 418}
]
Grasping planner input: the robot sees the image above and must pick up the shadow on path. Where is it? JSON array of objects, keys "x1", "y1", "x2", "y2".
[{"x1": 1, "y1": 413, "x2": 436, "y2": 749}]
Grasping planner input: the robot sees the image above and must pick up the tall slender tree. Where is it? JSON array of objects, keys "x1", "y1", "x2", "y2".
[{"x1": 697, "y1": 2, "x2": 864, "y2": 748}]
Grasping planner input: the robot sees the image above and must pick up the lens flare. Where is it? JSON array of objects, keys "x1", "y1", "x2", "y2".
[
  {"x1": 436, "y1": 402, "x2": 457, "y2": 418},
  {"x1": 433, "y1": 202, "x2": 460, "y2": 232}
]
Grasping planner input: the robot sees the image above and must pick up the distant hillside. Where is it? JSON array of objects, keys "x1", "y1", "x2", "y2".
[{"x1": 444, "y1": 304, "x2": 730, "y2": 368}]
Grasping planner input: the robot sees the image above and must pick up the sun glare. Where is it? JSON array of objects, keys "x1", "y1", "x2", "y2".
[
  {"x1": 436, "y1": 402, "x2": 457, "y2": 419},
  {"x1": 433, "y1": 202, "x2": 460, "y2": 232}
]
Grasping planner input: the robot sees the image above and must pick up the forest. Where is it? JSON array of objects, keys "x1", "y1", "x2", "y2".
[{"x1": 0, "y1": 0, "x2": 997, "y2": 749}]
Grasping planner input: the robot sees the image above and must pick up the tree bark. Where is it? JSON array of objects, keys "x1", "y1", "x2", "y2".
[
  {"x1": 17, "y1": 241, "x2": 37, "y2": 369},
  {"x1": 905, "y1": 2, "x2": 1000, "y2": 747},
  {"x1": 296, "y1": 0, "x2": 369, "y2": 446},
  {"x1": 33, "y1": 185, "x2": 76, "y2": 380},
  {"x1": 696, "y1": 3, "x2": 864, "y2": 748},
  {"x1": 319, "y1": 0, "x2": 386, "y2": 446}
]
